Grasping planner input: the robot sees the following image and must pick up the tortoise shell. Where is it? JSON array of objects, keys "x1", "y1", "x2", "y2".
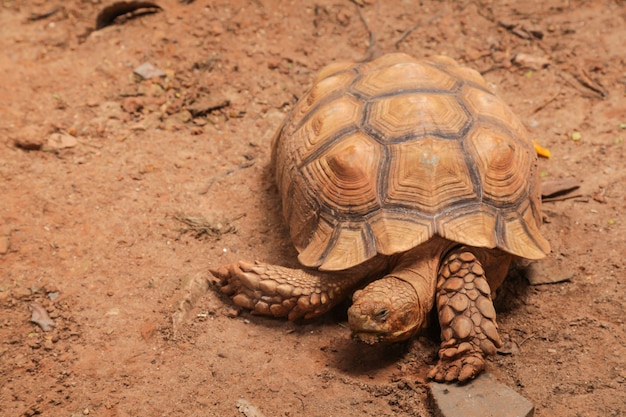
[{"x1": 272, "y1": 53, "x2": 550, "y2": 271}]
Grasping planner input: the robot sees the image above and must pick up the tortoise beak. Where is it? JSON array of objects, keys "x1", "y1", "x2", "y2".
[
  {"x1": 348, "y1": 306, "x2": 417, "y2": 344},
  {"x1": 351, "y1": 329, "x2": 384, "y2": 345}
]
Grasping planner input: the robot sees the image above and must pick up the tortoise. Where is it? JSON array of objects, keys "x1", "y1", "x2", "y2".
[{"x1": 211, "y1": 53, "x2": 550, "y2": 382}]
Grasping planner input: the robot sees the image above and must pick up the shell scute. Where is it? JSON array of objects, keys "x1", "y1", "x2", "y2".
[{"x1": 273, "y1": 53, "x2": 549, "y2": 269}]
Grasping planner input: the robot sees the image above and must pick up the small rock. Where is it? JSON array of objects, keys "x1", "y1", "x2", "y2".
[
  {"x1": 134, "y1": 62, "x2": 166, "y2": 80},
  {"x1": 121, "y1": 97, "x2": 145, "y2": 114},
  {"x1": 225, "y1": 306, "x2": 240, "y2": 318},
  {"x1": 512, "y1": 53, "x2": 550, "y2": 70},
  {"x1": 45, "y1": 133, "x2": 78, "y2": 150},
  {"x1": 15, "y1": 287, "x2": 32, "y2": 298},
  {"x1": 140, "y1": 321, "x2": 156, "y2": 342},
  {"x1": 526, "y1": 260, "x2": 572, "y2": 285},
  {"x1": 336, "y1": 10, "x2": 350, "y2": 26},
  {"x1": 43, "y1": 339, "x2": 55, "y2": 350},
  {"x1": 236, "y1": 399, "x2": 266, "y2": 417},
  {"x1": 12, "y1": 125, "x2": 47, "y2": 150},
  {"x1": 207, "y1": 21, "x2": 224, "y2": 36},
  {"x1": 169, "y1": 110, "x2": 192, "y2": 124},
  {"x1": 27, "y1": 337, "x2": 41, "y2": 349},
  {"x1": 429, "y1": 373, "x2": 534, "y2": 417},
  {"x1": 541, "y1": 177, "x2": 581, "y2": 199},
  {"x1": 592, "y1": 193, "x2": 606, "y2": 203}
]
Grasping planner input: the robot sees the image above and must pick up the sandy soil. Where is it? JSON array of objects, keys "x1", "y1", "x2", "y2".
[{"x1": 1, "y1": 1, "x2": 625, "y2": 416}]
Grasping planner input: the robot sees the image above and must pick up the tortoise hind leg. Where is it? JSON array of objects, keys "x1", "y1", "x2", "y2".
[
  {"x1": 428, "y1": 248, "x2": 503, "y2": 382},
  {"x1": 211, "y1": 261, "x2": 365, "y2": 320}
]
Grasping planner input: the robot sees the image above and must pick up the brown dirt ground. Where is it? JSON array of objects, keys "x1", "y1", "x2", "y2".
[{"x1": 1, "y1": 0, "x2": 625, "y2": 416}]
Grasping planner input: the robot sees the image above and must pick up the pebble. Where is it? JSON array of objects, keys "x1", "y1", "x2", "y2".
[
  {"x1": 226, "y1": 307, "x2": 241, "y2": 319},
  {"x1": 134, "y1": 62, "x2": 166, "y2": 80},
  {"x1": 512, "y1": 52, "x2": 550, "y2": 70},
  {"x1": 429, "y1": 373, "x2": 534, "y2": 417},
  {"x1": 236, "y1": 399, "x2": 266, "y2": 417},
  {"x1": 526, "y1": 261, "x2": 572, "y2": 285},
  {"x1": 45, "y1": 132, "x2": 77, "y2": 150},
  {"x1": 15, "y1": 287, "x2": 32, "y2": 298}
]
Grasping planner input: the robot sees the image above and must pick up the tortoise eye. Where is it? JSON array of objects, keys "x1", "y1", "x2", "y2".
[{"x1": 375, "y1": 308, "x2": 389, "y2": 322}]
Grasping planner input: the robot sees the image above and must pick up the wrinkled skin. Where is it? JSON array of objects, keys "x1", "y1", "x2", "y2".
[{"x1": 214, "y1": 237, "x2": 512, "y2": 382}]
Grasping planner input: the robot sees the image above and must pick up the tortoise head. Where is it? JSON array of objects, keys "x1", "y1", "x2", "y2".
[{"x1": 348, "y1": 277, "x2": 425, "y2": 344}]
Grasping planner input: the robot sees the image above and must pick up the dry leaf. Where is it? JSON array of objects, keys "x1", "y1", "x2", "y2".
[
  {"x1": 236, "y1": 399, "x2": 267, "y2": 417},
  {"x1": 29, "y1": 303, "x2": 55, "y2": 332}
]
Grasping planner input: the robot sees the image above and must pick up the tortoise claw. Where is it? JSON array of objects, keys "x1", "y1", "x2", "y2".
[
  {"x1": 428, "y1": 352, "x2": 486, "y2": 383},
  {"x1": 208, "y1": 266, "x2": 230, "y2": 284},
  {"x1": 210, "y1": 261, "x2": 354, "y2": 319}
]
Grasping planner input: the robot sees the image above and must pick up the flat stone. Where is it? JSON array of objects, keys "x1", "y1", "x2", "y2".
[
  {"x1": 134, "y1": 62, "x2": 166, "y2": 80},
  {"x1": 512, "y1": 52, "x2": 550, "y2": 70},
  {"x1": 526, "y1": 260, "x2": 572, "y2": 285},
  {"x1": 45, "y1": 132, "x2": 78, "y2": 150},
  {"x1": 429, "y1": 373, "x2": 534, "y2": 417}
]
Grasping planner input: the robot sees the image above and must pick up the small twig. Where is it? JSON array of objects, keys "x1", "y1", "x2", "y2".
[
  {"x1": 200, "y1": 161, "x2": 254, "y2": 194},
  {"x1": 530, "y1": 87, "x2": 562, "y2": 115},
  {"x1": 518, "y1": 333, "x2": 536, "y2": 347},
  {"x1": 296, "y1": 396, "x2": 305, "y2": 413},
  {"x1": 393, "y1": 11, "x2": 445, "y2": 49},
  {"x1": 473, "y1": 0, "x2": 497, "y2": 24},
  {"x1": 27, "y1": 8, "x2": 60, "y2": 21},
  {"x1": 188, "y1": 99, "x2": 231, "y2": 118},
  {"x1": 572, "y1": 69, "x2": 608, "y2": 98},
  {"x1": 354, "y1": 5, "x2": 381, "y2": 62},
  {"x1": 542, "y1": 193, "x2": 584, "y2": 203},
  {"x1": 464, "y1": 50, "x2": 495, "y2": 64},
  {"x1": 558, "y1": 71, "x2": 605, "y2": 100}
]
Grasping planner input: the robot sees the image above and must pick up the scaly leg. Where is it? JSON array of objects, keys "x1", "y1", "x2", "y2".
[
  {"x1": 428, "y1": 248, "x2": 502, "y2": 382},
  {"x1": 211, "y1": 261, "x2": 366, "y2": 320}
]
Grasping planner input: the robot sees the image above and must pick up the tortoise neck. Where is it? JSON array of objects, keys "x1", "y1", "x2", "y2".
[{"x1": 387, "y1": 237, "x2": 456, "y2": 304}]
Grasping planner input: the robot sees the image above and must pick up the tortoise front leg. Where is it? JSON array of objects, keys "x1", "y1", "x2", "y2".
[
  {"x1": 428, "y1": 248, "x2": 502, "y2": 382},
  {"x1": 211, "y1": 261, "x2": 364, "y2": 320}
]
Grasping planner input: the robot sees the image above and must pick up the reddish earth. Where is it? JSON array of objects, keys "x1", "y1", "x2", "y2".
[{"x1": 1, "y1": 1, "x2": 625, "y2": 416}]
